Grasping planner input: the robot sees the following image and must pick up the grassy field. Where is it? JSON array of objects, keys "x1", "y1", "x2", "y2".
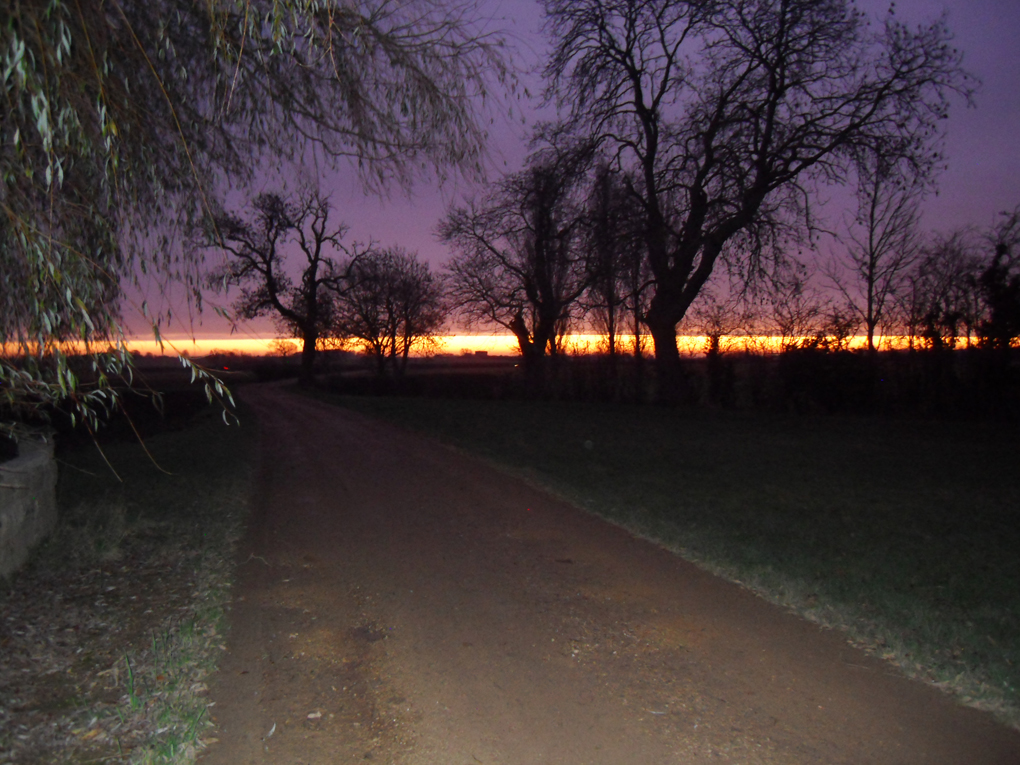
[
  {"x1": 0, "y1": 395, "x2": 253, "y2": 764},
  {"x1": 325, "y1": 394, "x2": 1020, "y2": 727}
]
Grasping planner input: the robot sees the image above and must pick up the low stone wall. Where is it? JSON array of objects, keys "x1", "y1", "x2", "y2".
[{"x1": 0, "y1": 437, "x2": 57, "y2": 578}]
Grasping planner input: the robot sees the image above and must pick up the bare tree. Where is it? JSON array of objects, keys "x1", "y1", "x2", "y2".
[
  {"x1": 582, "y1": 164, "x2": 649, "y2": 359},
  {"x1": 204, "y1": 192, "x2": 366, "y2": 384},
  {"x1": 542, "y1": 0, "x2": 973, "y2": 400},
  {"x1": 2, "y1": 0, "x2": 512, "y2": 433},
  {"x1": 829, "y1": 151, "x2": 924, "y2": 352},
  {"x1": 332, "y1": 247, "x2": 446, "y2": 380},
  {"x1": 684, "y1": 288, "x2": 748, "y2": 356},
  {"x1": 441, "y1": 141, "x2": 595, "y2": 376},
  {"x1": 901, "y1": 231, "x2": 981, "y2": 351},
  {"x1": 768, "y1": 275, "x2": 831, "y2": 352},
  {"x1": 269, "y1": 339, "x2": 299, "y2": 358}
]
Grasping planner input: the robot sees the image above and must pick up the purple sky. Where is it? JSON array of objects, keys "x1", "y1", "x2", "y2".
[
  {"x1": 170, "y1": 0, "x2": 1020, "y2": 342},
  {"x1": 327, "y1": 0, "x2": 1020, "y2": 250}
]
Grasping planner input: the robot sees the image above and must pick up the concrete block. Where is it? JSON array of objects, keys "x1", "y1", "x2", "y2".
[{"x1": 0, "y1": 436, "x2": 58, "y2": 578}]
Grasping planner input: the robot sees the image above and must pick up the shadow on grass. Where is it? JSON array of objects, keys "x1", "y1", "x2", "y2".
[
  {"x1": 319, "y1": 392, "x2": 1020, "y2": 728},
  {"x1": 1, "y1": 393, "x2": 253, "y2": 764}
]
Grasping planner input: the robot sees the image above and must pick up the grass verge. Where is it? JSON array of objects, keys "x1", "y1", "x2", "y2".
[
  {"x1": 323, "y1": 394, "x2": 1020, "y2": 730},
  {"x1": 0, "y1": 399, "x2": 253, "y2": 764}
]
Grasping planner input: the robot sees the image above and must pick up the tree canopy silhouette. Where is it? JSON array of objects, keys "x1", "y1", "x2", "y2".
[
  {"x1": 331, "y1": 247, "x2": 446, "y2": 381},
  {"x1": 1, "y1": 0, "x2": 510, "y2": 433},
  {"x1": 978, "y1": 207, "x2": 1020, "y2": 351},
  {"x1": 829, "y1": 150, "x2": 924, "y2": 353},
  {"x1": 204, "y1": 191, "x2": 367, "y2": 385},
  {"x1": 541, "y1": 0, "x2": 974, "y2": 400},
  {"x1": 441, "y1": 140, "x2": 595, "y2": 378}
]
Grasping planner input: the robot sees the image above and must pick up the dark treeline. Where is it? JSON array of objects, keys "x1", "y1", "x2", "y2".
[
  {"x1": 435, "y1": 0, "x2": 978, "y2": 405},
  {"x1": 184, "y1": 0, "x2": 1018, "y2": 420},
  {"x1": 9, "y1": 0, "x2": 1020, "y2": 436},
  {"x1": 1, "y1": 0, "x2": 511, "y2": 436},
  {"x1": 319, "y1": 344, "x2": 1020, "y2": 420},
  {"x1": 425, "y1": 0, "x2": 1020, "y2": 412}
]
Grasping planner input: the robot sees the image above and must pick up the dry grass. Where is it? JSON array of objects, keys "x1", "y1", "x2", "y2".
[{"x1": 0, "y1": 400, "x2": 251, "y2": 764}]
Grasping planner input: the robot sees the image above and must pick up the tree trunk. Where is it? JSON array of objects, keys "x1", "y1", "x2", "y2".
[
  {"x1": 646, "y1": 313, "x2": 687, "y2": 404},
  {"x1": 298, "y1": 331, "x2": 317, "y2": 386},
  {"x1": 645, "y1": 264, "x2": 698, "y2": 404},
  {"x1": 509, "y1": 311, "x2": 544, "y2": 393}
]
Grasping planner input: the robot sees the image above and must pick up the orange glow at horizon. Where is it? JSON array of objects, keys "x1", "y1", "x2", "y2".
[{"x1": 121, "y1": 333, "x2": 917, "y2": 358}]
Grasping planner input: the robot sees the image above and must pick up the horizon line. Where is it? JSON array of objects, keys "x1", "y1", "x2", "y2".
[{"x1": 120, "y1": 333, "x2": 924, "y2": 358}]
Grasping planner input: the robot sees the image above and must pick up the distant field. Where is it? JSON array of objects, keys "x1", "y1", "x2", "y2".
[{"x1": 320, "y1": 393, "x2": 1020, "y2": 727}]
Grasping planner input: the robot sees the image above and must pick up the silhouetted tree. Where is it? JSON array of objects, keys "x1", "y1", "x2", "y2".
[
  {"x1": 829, "y1": 150, "x2": 924, "y2": 352},
  {"x1": 684, "y1": 289, "x2": 750, "y2": 354},
  {"x1": 332, "y1": 247, "x2": 446, "y2": 380},
  {"x1": 542, "y1": 0, "x2": 973, "y2": 400},
  {"x1": 768, "y1": 274, "x2": 831, "y2": 352},
  {"x1": 441, "y1": 140, "x2": 595, "y2": 380},
  {"x1": 269, "y1": 340, "x2": 299, "y2": 358},
  {"x1": 902, "y1": 232, "x2": 981, "y2": 351},
  {"x1": 2, "y1": 0, "x2": 512, "y2": 433},
  {"x1": 205, "y1": 192, "x2": 367, "y2": 385},
  {"x1": 582, "y1": 164, "x2": 649, "y2": 360},
  {"x1": 684, "y1": 289, "x2": 749, "y2": 406},
  {"x1": 977, "y1": 207, "x2": 1020, "y2": 350}
]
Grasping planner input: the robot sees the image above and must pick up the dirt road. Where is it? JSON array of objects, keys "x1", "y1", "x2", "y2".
[{"x1": 201, "y1": 385, "x2": 1020, "y2": 764}]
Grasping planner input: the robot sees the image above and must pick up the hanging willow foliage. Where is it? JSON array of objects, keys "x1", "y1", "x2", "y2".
[{"x1": 1, "y1": 0, "x2": 512, "y2": 434}]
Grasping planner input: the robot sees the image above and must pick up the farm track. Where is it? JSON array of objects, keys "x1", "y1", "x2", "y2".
[{"x1": 200, "y1": 383, "x2": 1020, "y2": 764}]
